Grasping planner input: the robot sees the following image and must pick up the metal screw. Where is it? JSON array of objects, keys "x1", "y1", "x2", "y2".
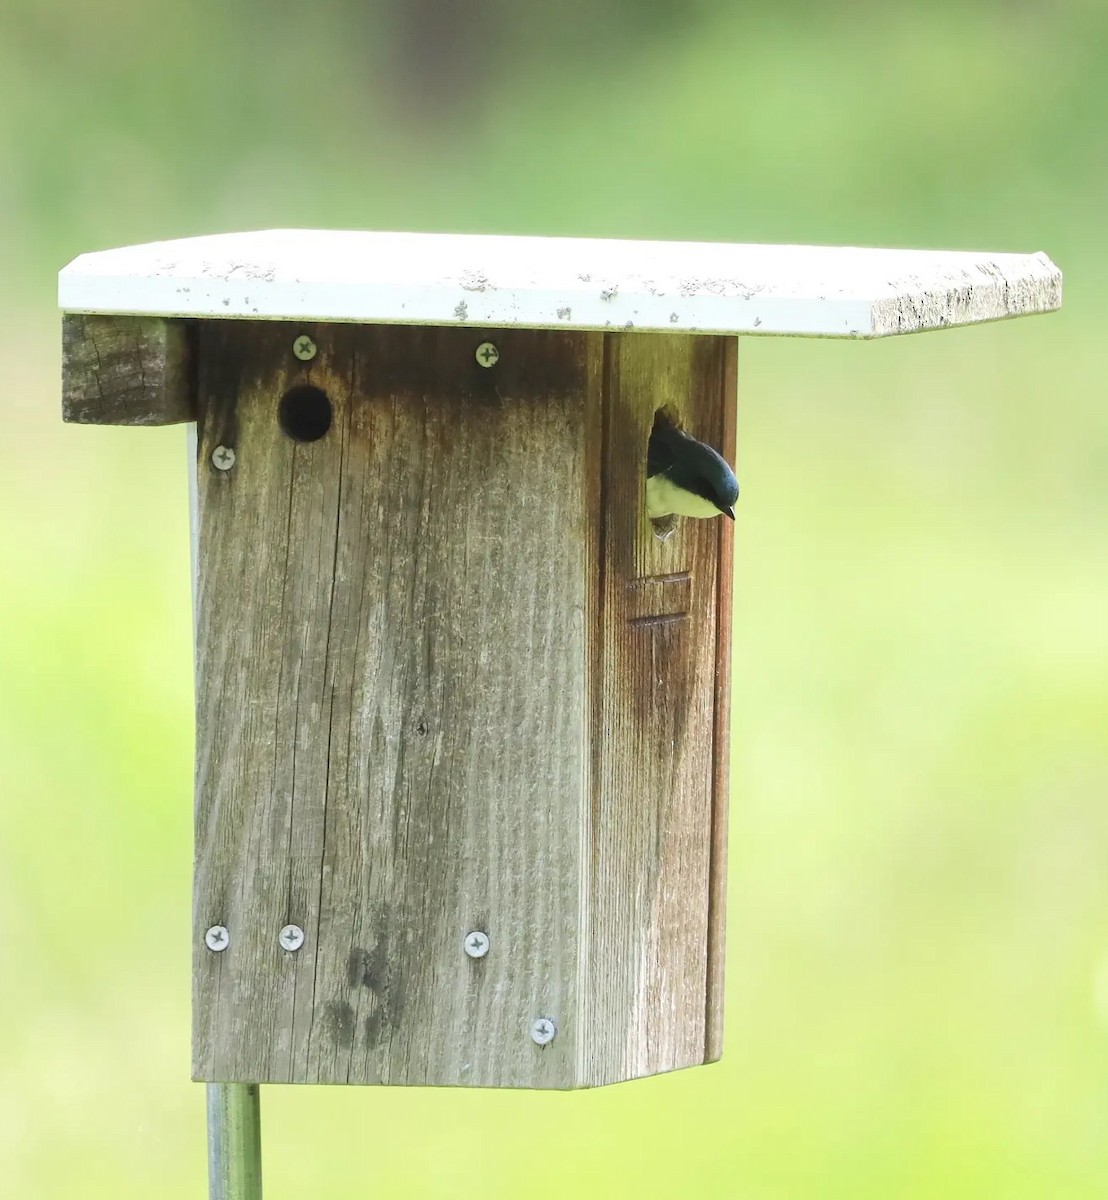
[
  {"x1": 530, "y1": 1017, "x2": 556, "y2": 1046},
  {"x1": 205, "y1": 925, "x2": 230, "y2": 952},
  {"x1": 475, "y1": 341, "x2": 499, "y2": 367},
  {"x1": 651, "y1": 514, "x2": 678, "y2": 542},
  {"x1": 278, "y1": 924, "x2": 305, "y2": 952},
  {"x1": 463, "y1": 931, "x2": 490, "y2": 959},
  {"x1": 211, "y1": 445, "x2": 236, "y2": 471},
  {"x1": 292, "y1": 335, "x2": 317, "y2": 361}
]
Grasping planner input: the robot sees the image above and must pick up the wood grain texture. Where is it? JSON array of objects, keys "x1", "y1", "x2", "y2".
[
  {"x1": 194, "y1": 323, "x2": 588, "y2": 1086},
  {"x1": 582, "y1": 332, "x2": 731, "y2": 1085},
  {"x1": 62, "y1": 313, "x2": 193, "y2": 425},
  {"x1": 192, "y1": 323, "x2": 734, "y2": 1088}
]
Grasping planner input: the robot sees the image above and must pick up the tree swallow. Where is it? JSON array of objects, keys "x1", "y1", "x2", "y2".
[{"x1": 646, "y1": 414, "x2": 738, "y2": 521}]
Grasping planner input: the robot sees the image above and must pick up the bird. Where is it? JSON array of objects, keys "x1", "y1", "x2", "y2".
[{"x1": 646, "y1": 414, "x2": 738, "y2": 521}]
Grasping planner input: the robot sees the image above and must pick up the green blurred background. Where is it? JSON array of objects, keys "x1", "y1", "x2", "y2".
[{"x1": 2, "y1": 1, "x2": 1105, "y2": 1196}]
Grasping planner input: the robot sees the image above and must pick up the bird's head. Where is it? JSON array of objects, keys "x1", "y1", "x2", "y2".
[{"x1": 676, "y1": 431, "x2": 739, "y2": 519}]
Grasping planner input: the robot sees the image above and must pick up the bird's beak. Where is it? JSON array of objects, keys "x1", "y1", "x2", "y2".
[{"x1": 723, "y1": 506, "x2": 735, "y2": 520}]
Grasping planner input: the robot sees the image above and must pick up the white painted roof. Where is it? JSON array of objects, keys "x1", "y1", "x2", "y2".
[{"x1": 58, "y1": 229, "x2": 1061, "y2": 338}]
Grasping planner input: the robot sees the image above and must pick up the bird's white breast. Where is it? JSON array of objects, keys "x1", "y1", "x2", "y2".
[{"x1": 645, "y1": 474, "x2": 721, "y2": 519}]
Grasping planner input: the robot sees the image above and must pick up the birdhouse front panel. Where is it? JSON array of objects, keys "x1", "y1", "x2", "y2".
[{"x1": 189, "y1": 320, "x2": 732, "y2": 1088}]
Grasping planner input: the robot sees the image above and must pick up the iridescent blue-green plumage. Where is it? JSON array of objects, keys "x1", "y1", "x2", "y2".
[{"x1": 646, "y1": 421, "x2": 738, "y2": 520}]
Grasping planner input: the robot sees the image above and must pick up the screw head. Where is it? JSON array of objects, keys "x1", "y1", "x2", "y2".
[
  {"x1": 651, "y1": 514, "x2": 678, "y2": 542},
  {"x1": 475, "y1": 341, "x2": 499, "y2": 368},
  {"x1": 211, "y1": 445, "x2": 236, "y2": 471},
  {"x1": 204, "y1": 925, "x2": 229, "y2": 952},
  {"x1": 530, "y1": 1017, "x2": 556, "y2": 1046},
  {"x1": 463, "y1": 931, "x2": 490, "y2": 959},
  {"x1": 278, "y1": 924, "x2": 305, "y2": 952},
  {"x1": 292, "y1": 335, "x2": 317, "y2": 361}
]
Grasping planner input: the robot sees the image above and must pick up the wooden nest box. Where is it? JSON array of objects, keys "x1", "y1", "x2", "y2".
[{"x1": 59, "y1": 231, "x2": 1061, "y2": 1089}]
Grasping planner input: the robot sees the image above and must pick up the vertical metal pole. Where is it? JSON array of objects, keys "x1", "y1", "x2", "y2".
[
  {"x1": 206, "y1": 1084, "x2": 263, "y2": 1200},
  {"x1": 190, "y1": 423, "x2": 265, "y2": 1198}
]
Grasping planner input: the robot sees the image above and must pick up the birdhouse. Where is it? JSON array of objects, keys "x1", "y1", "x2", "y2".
[{"x1": 59, "y1": 231, "x2": 1062, "y2": 1092}]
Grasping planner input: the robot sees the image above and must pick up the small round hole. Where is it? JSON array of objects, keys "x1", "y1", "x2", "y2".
[{"x1": 279, "y1": 385, "x2": 332, "y2": 443}]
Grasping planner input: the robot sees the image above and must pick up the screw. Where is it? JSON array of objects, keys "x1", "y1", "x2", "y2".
[
  {"x1": 464, "y1": 931, "x2": 490, "y2": 959},
  {"x1": 651, "y1": 514, "x2": 678, "y2": 542},
  {"x1": 278, "y1": 924, "x2": 305, "y2": 952},
  {"x1": 530, "y1": 1017, "x2": 556, "y2": 1046},
  {"x1": 204, "y1": 925, "x2": 229, "y2": 952},
  {"x1": 292, "y1": 335, "x2": 317, "y2": 361},
  {"x1": 211, "y1": 445, "x2": 236, "y2": 471},
  {"x1": 475, "y1": 341, "x2": 499, "y2": 368}
]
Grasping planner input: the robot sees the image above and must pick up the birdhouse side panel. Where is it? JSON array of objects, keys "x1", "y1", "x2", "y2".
[{"x1": 582, "y1": 333, "x2": 734, "y2": 1085}]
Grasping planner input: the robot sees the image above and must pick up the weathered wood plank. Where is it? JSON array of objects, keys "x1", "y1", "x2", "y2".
[
  {"x1": 62, "y1": 313, "x2": 193, "y2": 425},
  {"x1": 193, "y1": 323, "x2": 589, "y2": 1087},
  {"x1": 583, "y1": 332, "x2": 729, "y2": 1085}
]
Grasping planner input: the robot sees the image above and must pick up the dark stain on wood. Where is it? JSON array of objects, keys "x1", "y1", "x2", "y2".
[
  {"x1": 325, "y1": 1001, "x2": 356, "y2": 1049},
  {"x1": 364, "y1": 1009, "x2": 386, "y2": 1051}
]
